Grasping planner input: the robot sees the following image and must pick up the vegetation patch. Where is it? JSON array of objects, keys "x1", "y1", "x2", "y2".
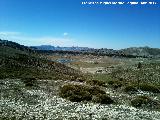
[
  {"x1": 0, "y1": 41, "x2": 87, "y2": 81},
  {"x1": 21, "y1": 76, "x2": 37, "y2": 87},
  {"x1": 139, "y1": 84, "x2": 160, "y2": 93},
  {"x1": 107, "y1": 80, "x2": 123, "y2": 89},
  {"x1": 0, "y1": 116, "x2": 17, "y2": 120},
  {"x1": 86, "y1": 79, "x2": 106, "y2": 86},
  {"x1": 124, "y1": 85, "x2": 138, "y2": 93},
  {"x1": 131, "y1": 96, "x2": 160, "y2": 109},
  {"x1": 92, "y1": 94, "x2": 114, "y2": 104},
  {"x1": 59, "y1": 84, "x2": 113, "y2": 104}
]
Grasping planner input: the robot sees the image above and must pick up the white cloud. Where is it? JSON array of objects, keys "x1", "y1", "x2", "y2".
[
  {"x1": 0, "y1": 31, "x2": 76, "y2": 47},
  {"x1": 63, "y1": 32, "x2": 68, "y2": 36},
  {"x1": 0, "y1": 31, "x2": 20, "y2": 36},
  {"x1": 36, "y1": 37, "x2": 76, "y2": 47}
]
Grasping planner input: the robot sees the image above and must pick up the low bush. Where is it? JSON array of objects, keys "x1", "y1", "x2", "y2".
[
  {"x1": 0, "y1": 73, "x2": 5, "y2": 79},
  {"x1": 131, "y1": 96, "x2": 151, "y2": 107},
  {"x1": 59, "y1": 84, "x2": 113, "y2": 104},
  {"x1": 59, "y1": 84, "x2": 92, "y2": 102},
  {"x1": 86, "y1": 79, "x2": 106, "y2": 86},
  {"x1": 76, "y1": 77, "x2": 85, "y2": 82},
  {"x1": 88, "y1": 86, "x2": 106, "y2": 95},
  {"x1": 131, "y1": 96, "x2": 160, "y2": 109},
  {"x1": 107, "y1": 80, "x2": 114, "y2": 85},
  {"x1": 139, "y1": 84, "x2": 160, "y2": 93},
  {"x1": 124, "y1": 85, "x2": 138, "y2": 93},
  {"x1": 92, "y1": 94, "x2": 114, "y2": 104},
  {"x1": 119, "y1": 78, "x2": 123, "y2": 81},
  {"x1": 0, "y1": 116, "x2": 17, "y2": 120},
  {"x1": 21, "y1": 76, "x2": 37, "y2": 87},
  {"x1": 107, "y1": 80, "x2": 123, "y2": 89}
]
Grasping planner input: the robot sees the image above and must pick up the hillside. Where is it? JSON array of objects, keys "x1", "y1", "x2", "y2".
[
  {"x1": 31, "y1": 44, "x2": 160, "y2": 58},
  {"x1": 93, "y1": 47, "x2": 160, "y2": 58},
  {"x1": 0, "y1": 39, "x2": 160, "y2": 120},
  {"x1": 0, "y1": 39, "x2": 85, "y2": 81},
  {"x1": 120, "y1": 46, "x2": 160, "y2": 58},
  {"x1": 0, "y1": 39, "x2": 33, "y2": 53}
]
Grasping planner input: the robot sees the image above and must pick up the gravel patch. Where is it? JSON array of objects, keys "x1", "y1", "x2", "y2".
[{"x1": 0, "y1": 79, "x2": 160, "y2": 120}]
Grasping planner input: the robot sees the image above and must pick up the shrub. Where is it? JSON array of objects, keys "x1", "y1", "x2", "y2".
[
  {"x1": 21, "y1": 76, "x2": 37, "y2": 87},
  {"x1": 92, "y1": 94, "x2": 114, "y2": 104},
  {"x1": 76, "y1": 77, "x2": 85, "y2": 82},
  {"x1": 124, "y1": 85, "x2": 138, "y2": 93},
  {"x1": 59, "y1": 84, "x2": 92, "y2": 102},
  {"x1": 107, "y1": 80, "x2": 122, "y2": 88},
  {"x1": 86, "y1": 79, "x2": 106, "y2": 86},
  {"x1": 113, "y1": 83, "x2": 122, "y2": 89},
  {"x1": 0, "y1": 73, "x2": 5, "y2": 79},
  {"x1": 131, "y1": 96, "x2": 150, "y2": 107},
  {"x1": 119, "y1": 78, "x2": 123, "y2": 81},
  {"x1": 131, "y1": 96, "x2": 160, "y2": 109},
  {"x1": 59, "y1": 84, "x2": 113, "y2": 104},
  {"x1": 0, "y1": 116, "x2": 17, "y2": 120},
  {"x1": 70, "y1": 76, "x2": 77, "y2": 81},
  {"x1": 94, "y1": 61, "x2": 99, "y2": 64},
  {"x1": 88, "y1": 86, "x2": 106, "y2": 95},
  {"x1": 107, "y1": 80, "x2": 114, "y2": 85},
  {"x1": 139, "y1": 84, "x2": 160, "y2": 93}
]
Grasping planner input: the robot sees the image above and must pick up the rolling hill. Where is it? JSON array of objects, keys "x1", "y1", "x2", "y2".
[
  {"x1": 0, "y1": 39, "x2": 85, "y2": 81},
  {"x1": 31, "y1": 44, "x2": 160, "y2": 58},
  {"x1": 120, "y1": 46, "x2": 160, "y2": 58}
]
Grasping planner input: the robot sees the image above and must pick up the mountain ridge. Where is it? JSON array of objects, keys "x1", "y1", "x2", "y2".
[
  {"x1": 1, "y1": 39, "x2": 160, "y2": 58},
  {"x1": 31, "y1": 44, "x2": 160, "y2": 58}
]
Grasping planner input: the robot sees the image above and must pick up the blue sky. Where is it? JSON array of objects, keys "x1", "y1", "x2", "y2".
[{"x1": 0, "y1": 0, "x2": 160, "y2": 49}]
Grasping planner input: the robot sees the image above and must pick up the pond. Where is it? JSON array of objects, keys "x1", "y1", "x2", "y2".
[{"x1": 56, "y1": 58, "x2": 75, "y2": 64}]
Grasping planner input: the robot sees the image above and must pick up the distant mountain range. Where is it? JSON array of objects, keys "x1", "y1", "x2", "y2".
[
  {"x1": 31, "y1": 45, "x2": 160, "y2": 58},
  {"x1": 92, "y1": 47, "x2": 160, "y2": 58},
  {"x1": 120, "y1": 47, "x2": 160, "y2": 57},
  {"x1": 30, "y1": 45, "x2": 92, "y2": 51},
  {"x1": 1, "y1": 39, "x2": 160, "y2": 58}
]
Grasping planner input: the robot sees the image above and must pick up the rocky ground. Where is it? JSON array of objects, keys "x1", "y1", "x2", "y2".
[{"x1": 1, "y1": 79, "x2": 160, "y2": 120}]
